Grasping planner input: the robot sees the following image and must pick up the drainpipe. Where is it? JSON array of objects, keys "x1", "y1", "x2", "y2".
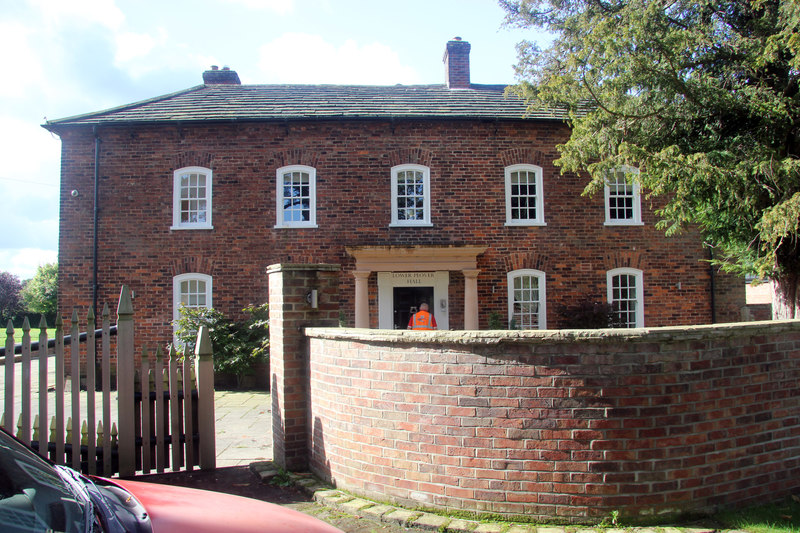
[
  {"x1": 93, "y1": 126, "x2": 100, "y2": 315},
  {"x1": 708, "y1": 245, "x2": 716, "y2": 323}
]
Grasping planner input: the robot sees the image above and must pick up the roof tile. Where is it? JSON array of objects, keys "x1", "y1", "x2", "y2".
[{"x1": 45, "y1": 83, "x2": 568, "y2": 128}]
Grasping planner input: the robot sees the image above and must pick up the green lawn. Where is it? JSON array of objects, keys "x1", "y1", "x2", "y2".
[
  {"x1": 8, "y1": 328, "x2": 58, "y2": 346},
  {"x1": 710, "y1": 497, "x2": 800, "y2": 533}
]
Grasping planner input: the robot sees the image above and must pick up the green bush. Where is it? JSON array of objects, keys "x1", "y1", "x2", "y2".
[
  {"x1": 487, "y1": 311, "x2": 504, "y2": 329},
  {"x1": 558, "y1": 299, "x2": 618, "y2": 329},
  {"x1": 21, "y1": 263, "x2": 58, "y2": 317},
  {"x1": 173, "y1": 304, "x2": 269, "y2": 382},
  {"x1": 488, "y1": 312, "x2": 521, "y2": 330}
]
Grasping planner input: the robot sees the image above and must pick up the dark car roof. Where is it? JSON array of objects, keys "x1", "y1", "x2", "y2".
[{"x1": 43, "y1": 83, "x2": 570, "y2": 130}]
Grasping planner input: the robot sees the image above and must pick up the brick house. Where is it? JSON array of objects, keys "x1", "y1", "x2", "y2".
[{"x1": 44, "y1": 39, "x2": 744, "y2": 349}]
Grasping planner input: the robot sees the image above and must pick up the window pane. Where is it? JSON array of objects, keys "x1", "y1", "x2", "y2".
[
  {"x1": 180, "y1": 278, "x2": 208, "y2": 310},
  {"x1": 179, "y1": 171, "x2": 209, "y2": 225},
  {"x1": 394, "y1": 168, "x2": 426, "y2": 222},
  {"x1": 608, "y1": 172, "x2": 635, "y2": 220},
  {"x1": 281, "y1": 171, "x2": 312, "y2": 223},
  {"x1": 511, "y1": 274, "x2": 542, "y2": 329},
  {"x1": 611, "y1": 274, "x2": 638, "y2": 328},
  {"x1": 508, "y1": 169, "x2": 538, "y2": 221}
]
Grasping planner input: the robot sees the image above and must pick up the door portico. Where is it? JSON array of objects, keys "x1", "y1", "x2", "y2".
[
  {"x1": 346, "y1": 245, "x2": 487, "y2": 329},
  {"x1": 378, "y1": 271, "x2": 448, "y2": 329}
]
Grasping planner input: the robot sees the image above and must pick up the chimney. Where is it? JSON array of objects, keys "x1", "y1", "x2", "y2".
[
  {"x1": 443, "y1": 37, "x2": 471, "y2": 89},
  {"x1": 202, "y1": 65, "x2": 241, "y2": 85}
]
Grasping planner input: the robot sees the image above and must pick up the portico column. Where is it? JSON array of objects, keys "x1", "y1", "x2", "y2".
[
  {"x1": 353, "y1": 270, "x2": 371, "y2": 328},
  {"x1": 463, "y1": 269, "x2": 480, "y2": 330}
]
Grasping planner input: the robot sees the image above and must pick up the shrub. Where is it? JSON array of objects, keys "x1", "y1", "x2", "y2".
[
  {"x1": 173, "y1": 304, "x2": 269, "y2": 383},
  {"x1": 558, "y1": 299, "x2": 617, "y2": 329},
  {"x1": 487, "y1": 311, "x2": 504, "y2": 329}
]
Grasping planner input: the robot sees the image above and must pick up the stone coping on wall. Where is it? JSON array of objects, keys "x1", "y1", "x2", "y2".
[{"x1": 305, "y1": 319, "x2": 800, "y2": 345}]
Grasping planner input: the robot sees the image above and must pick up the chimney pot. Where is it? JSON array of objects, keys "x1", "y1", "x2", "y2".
[
  {"x1": 443, "y1": 38, "x2": 471, "y2": 89},
  {"x1": 203, "y1": 66, "x2": 241, "y2": 85}
]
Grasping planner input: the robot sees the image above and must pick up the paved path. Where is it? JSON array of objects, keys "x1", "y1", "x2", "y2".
[{"x1": 213, "y1": 389, "x2": 272, "y2": 466}]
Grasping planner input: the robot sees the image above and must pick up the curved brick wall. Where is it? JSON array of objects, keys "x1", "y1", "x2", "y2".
[{"x1": 304, "y1": 322, "x2": 800, "y2": 523}]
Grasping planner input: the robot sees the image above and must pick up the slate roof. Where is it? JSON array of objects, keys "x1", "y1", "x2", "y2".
[{"x1": 44, "y1": 83, "x2": 569, "y2": 130}]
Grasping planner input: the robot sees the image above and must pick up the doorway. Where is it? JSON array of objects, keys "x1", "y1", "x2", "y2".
[
  {"x1": 392, "y1": 286, "x2": 434, "y2": 330},
  {"x1": 377, "y1": 271, "x2": 449, "y2": 329}
]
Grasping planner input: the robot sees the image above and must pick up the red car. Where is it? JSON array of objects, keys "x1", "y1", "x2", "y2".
[{"x1": 0, "y1": 428, "x2": 342, "y2": 532}]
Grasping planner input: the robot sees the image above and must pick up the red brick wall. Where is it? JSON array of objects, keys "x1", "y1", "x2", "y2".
[
  {"x1": 57, "y1": 118, "x2": 743, "y2": 353},
  {"x1": 268, "y1": 263, "x2": 340, "y2": 469},
  {"x1": 304, "y1": 323, "x2": 800, "y2": 522}
]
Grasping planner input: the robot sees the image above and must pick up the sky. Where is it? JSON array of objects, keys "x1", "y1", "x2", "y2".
[{"x1": 0, "y1": 0, "x2": 548, "y2": 281}]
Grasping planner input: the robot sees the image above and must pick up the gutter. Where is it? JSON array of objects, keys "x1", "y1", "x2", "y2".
[
  {"x1": 93, "y1": 126, "x2": 100, "y2": 314},
  {"x1": 708, "y1": 245, "x2": 716, "y2": 323}
]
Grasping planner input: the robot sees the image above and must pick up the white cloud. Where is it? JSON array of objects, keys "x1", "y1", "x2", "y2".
[
  {"x1": 112, "y1": 28, "x2": 180, "y2": 79},
  {"x1": 258, "y1": 34, "x2": 421, "y2": 84},
  {"x1": 0, "y1": 22, "x2": 44, "y2": 99},
  {"x1": 115, "y1": 31, "x2": 158, "y2": 64},
  {"x1": 0, "y1": 249, "x2": 58, "y2": 281},
  {"x1": 28, "y1": 0, "x2": 125, "y2": 30},
  {"x1": 0, "y1": 118, "x2": 61, "y2": 182},
  {"x1": 0, "y1": 122, "x2": 60, "y2": 266},
  {"x1": 221, "y1": 0, "x2": 294, "y2": 14}
]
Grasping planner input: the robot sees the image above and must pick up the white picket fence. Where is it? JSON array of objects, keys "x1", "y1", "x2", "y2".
[{"x1": 1, "y1": 286, "x2": 216, "y2": 477}]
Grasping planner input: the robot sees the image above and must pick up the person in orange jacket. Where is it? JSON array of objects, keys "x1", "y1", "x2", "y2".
[{"x1": 407, "y1": 302, "x2": 437, "y2": 330}]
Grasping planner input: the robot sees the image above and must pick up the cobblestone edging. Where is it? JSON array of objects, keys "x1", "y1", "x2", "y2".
[{"x1": 249, "y1": 461, "x2": 748, "y2": 533}]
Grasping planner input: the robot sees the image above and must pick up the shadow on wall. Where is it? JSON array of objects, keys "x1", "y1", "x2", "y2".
[
  {"x1": 312, "y1": 417, "x2": 331, "y2": 483},
  {"x1": 271, "y1": 374, "x2": 281, "y2": 464}
]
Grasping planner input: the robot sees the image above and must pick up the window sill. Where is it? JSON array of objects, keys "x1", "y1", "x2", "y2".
[
  {"x1": 389, "y1": 223, "x2": 434, "y2": 228},
  {"x1": 170, "y1": 225, "x2": 214, "y2": 231},
  {"x1": 504, "y1": 221, "x2": 547, "y2": 227},
  {"x1": 604, "y1": 221, "x2": 644, "y2": 227},
  {"x1": 274, "y1": 224, "x2": 319, "y2": 229}
]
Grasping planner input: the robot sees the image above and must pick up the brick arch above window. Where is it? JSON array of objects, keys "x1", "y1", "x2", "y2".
[
  {"x1": 171, "y1": 152, "x2": 215, "y2": 170},
  {"x1": 169, "y1": 256, "x2": 216, "y2": 278},
  {"x1": 498, "y1": 148, "x2": 546, "y2": 168},
  {"x1": 271, "y1": 149, "x2": 321, "y2": 169},
  {"x1": 385, "y1": 148, "x2": 434, "y2": 168},
  {"x1": 503, "y1": 251, "x2": 550, "y2": 273},
  {"x1": 603, "y1": 251, "x2": 644, "y2": 271}
]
